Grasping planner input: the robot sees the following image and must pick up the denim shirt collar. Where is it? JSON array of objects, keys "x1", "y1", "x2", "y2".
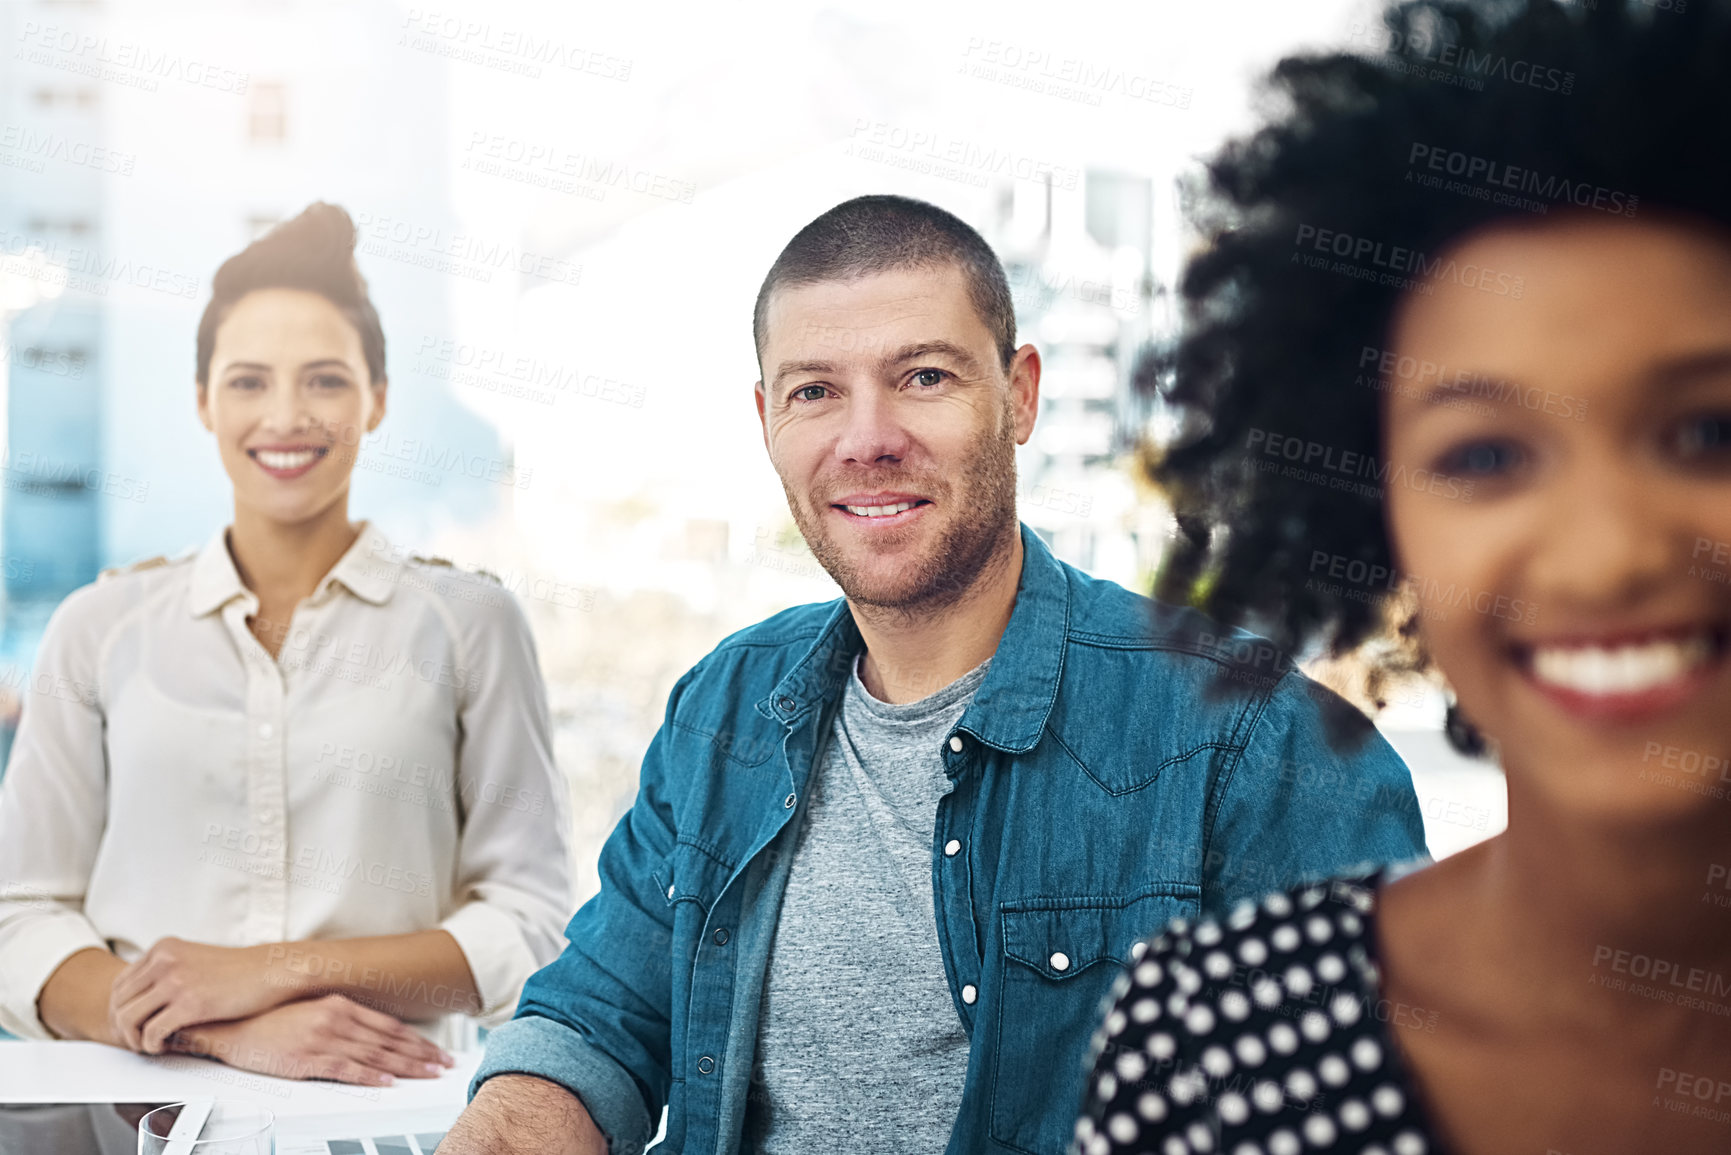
[{"x1": 755, "y1": 522, "x2": 1069, "y2": 754}]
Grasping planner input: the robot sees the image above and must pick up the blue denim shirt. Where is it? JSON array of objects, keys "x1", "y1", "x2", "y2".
[{"x1": 472, "y1": 525, "x2": 1427, "y2": 1155}]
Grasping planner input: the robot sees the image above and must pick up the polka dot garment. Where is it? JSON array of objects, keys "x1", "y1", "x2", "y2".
[{"x1": 1071, "y1": 871, "x2": 1447, "y2": 1155}]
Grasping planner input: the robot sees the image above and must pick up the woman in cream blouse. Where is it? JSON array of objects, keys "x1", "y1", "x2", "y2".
[{"x1": 0, "y1": 203, "x2": 571, "y2": 1086}]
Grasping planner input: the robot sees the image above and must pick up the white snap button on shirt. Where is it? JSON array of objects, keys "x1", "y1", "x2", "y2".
[
  {"x1": 961, "y1": 984, "x2": 977, "y2": 1005},
  {"x1": 948, "y1": 735, "x2": 963, "y2": 753},
  {"x1": 944, "y1": 839, "x2": 961, "y2": 857},
  {"x1": 668, "y1": 884, "x2": 677, "y2": 899},
  {"x1": 1051, "y1": 952, "x2": 1071, "y2": 972}
]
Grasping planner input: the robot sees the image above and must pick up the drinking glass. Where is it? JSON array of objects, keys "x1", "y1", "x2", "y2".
[{"x1": 137, "y1": 1100, "x2": 273, "y2": 1155}]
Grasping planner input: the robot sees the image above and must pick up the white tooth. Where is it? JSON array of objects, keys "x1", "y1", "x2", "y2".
[
  {"x1": 259, "y1": 449, "x2": 315, "y2": 469},
  {"x1": 1531, "y1": 636, "x2": 1710, "y2": 695},
  {"x1": 1607, "y1": 649, "x2": 1641, "y2": 692}
]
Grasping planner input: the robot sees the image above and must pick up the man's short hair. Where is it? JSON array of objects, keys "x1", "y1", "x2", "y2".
[{"x1": 753, "y1": 194, "x2": 1018, "y2": 372}]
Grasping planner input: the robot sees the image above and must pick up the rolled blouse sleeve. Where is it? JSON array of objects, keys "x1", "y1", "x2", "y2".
[
  {"x1": 432, "y1": 583, "x2": 572, "y2": 1023},
  {"x1": 0, "y1": 588, "x2": 113, "y2": 1039}
]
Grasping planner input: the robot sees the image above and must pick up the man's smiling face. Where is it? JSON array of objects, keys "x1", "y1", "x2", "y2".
[{"x1": 755, "y1": 262, "x2": 1039, "y2": 611}]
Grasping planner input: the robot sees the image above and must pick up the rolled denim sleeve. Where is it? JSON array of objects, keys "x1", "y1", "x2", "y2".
[
  {"x1": 470, "y1": 668, "x2": 693, "y2": 1155},
  {"x1": 1201, "y1": 670, "x2": 1429, "y2": 912}
]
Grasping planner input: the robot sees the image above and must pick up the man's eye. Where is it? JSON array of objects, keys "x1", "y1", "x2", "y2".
[
  {"x1": 1669, "y1": 412, "x2": 1731, "y2": 461},
  {"x1": 912, "y1": 369, "x2": 948, "y2": 388},
  {"x1": 793, "y1": 385, "x2": 828, "y2": 402},
  {"x1": 1436, "y1": 439, "x2": 1526, "y2": 477}
]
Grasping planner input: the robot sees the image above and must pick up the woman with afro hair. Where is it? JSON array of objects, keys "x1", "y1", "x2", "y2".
[{"x1": 1075, "y1": 0, "x2": 1731, "y2": 1152}]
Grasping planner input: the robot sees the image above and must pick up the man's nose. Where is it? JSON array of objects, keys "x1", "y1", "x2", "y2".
[{"x1": 833, "y1": 388, "x2": 911, "y2": 465}]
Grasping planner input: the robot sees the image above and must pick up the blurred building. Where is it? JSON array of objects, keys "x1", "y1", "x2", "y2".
[
  {"x1": 0, "y1": 0, "x2": 107, "y2": 613},
  {"x1": 0, "y1": 0, "x2": 513, "y2": 603},
  {"x1": 991, "y1": 168, "x2": 1176, "y2": 589}
]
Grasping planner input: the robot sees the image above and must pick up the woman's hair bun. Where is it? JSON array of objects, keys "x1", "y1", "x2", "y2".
[{"x1": 197, "y1": 201, "x2": 385, "y2": 386}]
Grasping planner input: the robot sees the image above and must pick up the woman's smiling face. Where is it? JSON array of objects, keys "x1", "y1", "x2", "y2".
[
  {"x1": 1382, "y1": 214, "x2": 1731, "y2": 822},
  {"x1": 198, "y1": 287, "x2": 386, "y2": 528}
]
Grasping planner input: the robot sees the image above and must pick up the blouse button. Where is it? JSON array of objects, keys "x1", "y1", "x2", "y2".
[
  {"x1": 1050, "y1": 952, "x2": 1071, "y2": 972},
  {"x1": 961, "y1": 984, "x2": 977, "y2": 1005},
  {"x1": 257, "y1": 722, "x2": 274, "y2": 739}
]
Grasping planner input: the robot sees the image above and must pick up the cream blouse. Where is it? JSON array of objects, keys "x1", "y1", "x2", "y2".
[{"x1": 0, "y1": 523, "x2": 572, "y2": 1047}]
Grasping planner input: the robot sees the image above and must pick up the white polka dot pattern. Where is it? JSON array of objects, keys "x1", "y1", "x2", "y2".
[{"x1": 1070, "y1": 871, "x2": 1440, "y2": 1155}]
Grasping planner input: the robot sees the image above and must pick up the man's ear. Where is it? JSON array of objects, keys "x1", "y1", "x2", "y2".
[
  {"x1": 755, "y1": 380, "x2": 770, "y2": 452},
  {"x1": 1008, "y1": 344, "x2": 1042, "y2": 445}
]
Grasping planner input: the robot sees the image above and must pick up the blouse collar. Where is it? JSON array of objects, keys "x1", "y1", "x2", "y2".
[{"x1": 187, "y1": 521, "x2": 404, "y2": 615}]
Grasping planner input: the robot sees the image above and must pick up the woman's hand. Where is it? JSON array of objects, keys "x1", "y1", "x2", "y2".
[
  {"x1": 109, "y1": 937, "x2": 286, "y2": 1053},
  {"x1": 167, "y1": 993, "x2": 456, "y2": 1086}
]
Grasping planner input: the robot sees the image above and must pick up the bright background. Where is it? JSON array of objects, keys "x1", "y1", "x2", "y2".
[{"x1": 0, "y1": 0, "x2": 1505, "y2": 909}]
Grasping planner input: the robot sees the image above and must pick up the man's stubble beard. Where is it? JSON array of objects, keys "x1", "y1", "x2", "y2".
[{"x1": 781, "y1": 404, "x2": 1020, "y2": 616}]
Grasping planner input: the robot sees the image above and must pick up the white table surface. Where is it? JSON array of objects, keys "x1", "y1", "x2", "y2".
[{"x1": 0, "y1": 1040, "x2": 477, "y2": 1118}]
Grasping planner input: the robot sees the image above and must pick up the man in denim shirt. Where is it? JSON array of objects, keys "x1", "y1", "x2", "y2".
[{"x1": 442, "y1": 196, "x2": 1427, "y2": 1155}]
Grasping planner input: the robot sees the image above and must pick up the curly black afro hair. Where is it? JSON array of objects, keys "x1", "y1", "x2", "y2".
[{"x1": 1148, "y1": 0, "x2": 1731, "y2": 746}]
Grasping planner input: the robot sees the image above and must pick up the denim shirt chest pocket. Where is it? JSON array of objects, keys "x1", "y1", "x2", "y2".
[{"x1": 991, "y1": 888, "x2": 1199, "y2": 1155}]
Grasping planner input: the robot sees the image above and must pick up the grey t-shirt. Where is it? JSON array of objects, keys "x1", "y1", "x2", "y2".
[{"x1": 742, "y1": 652, "x2": 991, "y2": 1154}]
